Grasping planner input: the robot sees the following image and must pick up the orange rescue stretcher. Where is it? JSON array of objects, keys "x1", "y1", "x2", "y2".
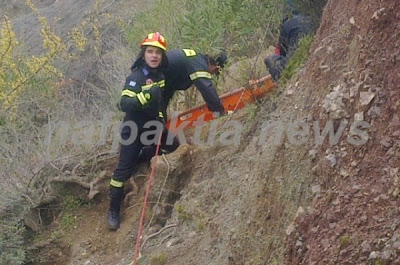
[{"x1": 166, "y1": 74, "x2": 276, "y2": 133}]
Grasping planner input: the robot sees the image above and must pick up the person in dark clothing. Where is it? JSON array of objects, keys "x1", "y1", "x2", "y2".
[
  {"x1": 264, "y1": 14, "x2": 314, "y2": 80},
  {"x1": 133, "y1": 49, "x2": 227, "y2": 166},
  {"x1": 107, "y1": 32, "x2": 179, "y2": 230},
  {"x1": 163, "y1": 49, "x2": 227, "y2": 116}
]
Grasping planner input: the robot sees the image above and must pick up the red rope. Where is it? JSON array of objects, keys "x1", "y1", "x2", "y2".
[{"x1": 132, "y1": 132, "x2": 163, "y2": 265}]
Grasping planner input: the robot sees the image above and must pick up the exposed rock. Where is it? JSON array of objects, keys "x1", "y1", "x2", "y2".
[
  {"x1": 286, "y1": 224, "x2": 296, "y2": 236},
  {"x1": 321, "y1": 239, "x2": 330, "y2": 250},
  {"x1": 354, "y1": 112, "x2": 364, "y2": 121},
  {"x1": 350, "y1": 82, "x2": 362, "y2": 98},
  {"x1": 380, "y1": 137, "x2": 392, "y2": 148},
  {"x1": 371, "y1": 7, "x2": 386, "y2": 20},
  {"x1": 325, "y1": 154, "x2": 337, "y2": 167},
  {"x1": 361, "y1": 241, "x2": 371, "y2": 253},
  {"x1": 322, "y1": 84, "x2": 349, "y2": 119},
  {"x1": 311, "y1": 185, "x2": 321, "y2": 194},
  {"x1": 166, "y1": 237, "x2": 182, "y2": 248},
  {"x1": 340, "y1": 169, "x2": 349, "y2": 178},
  {"x1": 367, "y1": 105, "x2": 382, "y2": 117},
  {"x1": 359, "y1": 91, "x2": 376, "y2": 106},
  {"x1": 296, "y1": 206, "x2": 306, "y2": 218},
  {"x1": 369, "y1": 251, "x2": 378, "y2": 259},
  {"x1": 309, "y1": 149, "x2": 317, "y2": 160}
]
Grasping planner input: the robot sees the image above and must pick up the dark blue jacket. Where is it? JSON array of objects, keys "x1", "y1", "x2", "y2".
[
  {"x1": 120, "y1": 64, "x2": 165, "y2": 126},
  {"x1": 163, "y1": 49, "x2": 224, "y2": 113}
]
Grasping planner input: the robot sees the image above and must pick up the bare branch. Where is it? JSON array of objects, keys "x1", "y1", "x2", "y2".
[
  {"x1": 51, "y1": 170, "x2": 109, "y2": 200},
  {"x1": 0, "y1": 16, "x2": 13, "y2": 70},
  {"x1": 140, "y1": 224, "x2": 177, "y2": 253}
]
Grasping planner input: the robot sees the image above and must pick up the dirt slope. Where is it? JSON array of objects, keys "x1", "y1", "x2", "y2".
[
  {"x1": 284, "y1": 0, "x2": 400, "y2": 264},
  {"x1": 19, "y1": 0, "x2": 400, "y2": 264}
]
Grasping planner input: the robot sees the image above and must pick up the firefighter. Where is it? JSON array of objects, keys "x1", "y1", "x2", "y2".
[
  {"x1": 134, "y1": 49, "x2": 228, "y2": 164},
  {"x1": 264, "y1": 13, "x2": 314, "y2": 80},
  {"x1": 133, "y1": 49, "x2": 227, "y2": 165},
  {"x1": 163, "y1": 49, "x2": 227, "y2": 117},
  {"x1": 108, "y1": 32, "x2": 179, "y2": 230}
]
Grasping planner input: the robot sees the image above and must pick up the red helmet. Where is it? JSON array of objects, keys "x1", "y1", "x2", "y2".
[{"x1": 140, "y1": 32, "x2": 167, "y2": 51}]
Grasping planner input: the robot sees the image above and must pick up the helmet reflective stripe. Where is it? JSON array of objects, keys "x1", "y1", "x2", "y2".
[
  {"x1": 141, "y1": 32, "x2": 167, "y2": 51},
  {"x1": 189, "y1": 71, "x2": 212, "y2": 80}
]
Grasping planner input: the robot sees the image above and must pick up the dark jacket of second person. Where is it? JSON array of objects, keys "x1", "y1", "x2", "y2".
[{"x1": 163, "y1": 49, "x2": 224, "y2": 113}]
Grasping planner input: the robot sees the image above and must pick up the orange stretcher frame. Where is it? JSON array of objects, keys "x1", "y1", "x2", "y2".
[{"x1": 166, "y1": 74, "x2": 276, "y2": 132}]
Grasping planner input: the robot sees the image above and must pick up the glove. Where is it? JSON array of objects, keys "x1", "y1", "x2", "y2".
[{"x1": 139, "y1": 86, "x2": 162, "y2": 107}]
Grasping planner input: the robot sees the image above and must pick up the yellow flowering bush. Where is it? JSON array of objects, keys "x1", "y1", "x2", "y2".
[{"x1": 0, "y1": 1, "x2": 65, "y2": 120}]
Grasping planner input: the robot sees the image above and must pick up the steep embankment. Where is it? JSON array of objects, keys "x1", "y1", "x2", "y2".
[
  {"x1": 285, "y1": 0, "x2": 400, "y2": 264},
  {"x1": 148, "y1": 0, "x2": 400, "y2": 264}
]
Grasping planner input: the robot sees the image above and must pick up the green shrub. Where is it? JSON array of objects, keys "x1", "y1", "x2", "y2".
[
  {"x1": 63, "y1": 195, "x2": 82, "y2": 211},
  {"x1": 124, "y1": 0, "x2": 284, "y2": 56},
  {"x1": 291, "y1": 0, "x2": 328, "y2": 25},
  {"x1": 339, "y1": 235, "x2": 351, "y2": 248},
  {"x1": 123, "y1": 0, "x2": 285, "y2": 113},
  {"x1": 150, "y1": 252, "x2": 167, "y2": 265},
  {"x1": 176, "y1": 204, "x2": 193, "y2": 221}
]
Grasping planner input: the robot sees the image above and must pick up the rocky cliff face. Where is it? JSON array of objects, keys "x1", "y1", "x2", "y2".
[{"x1": 284, "y1": 0, "x2": 400, "y2": 264}]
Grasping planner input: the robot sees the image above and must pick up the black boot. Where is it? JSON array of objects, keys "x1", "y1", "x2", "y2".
[{"x1": 108, "y1": 186, "x2": 124, "y2": 230}]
